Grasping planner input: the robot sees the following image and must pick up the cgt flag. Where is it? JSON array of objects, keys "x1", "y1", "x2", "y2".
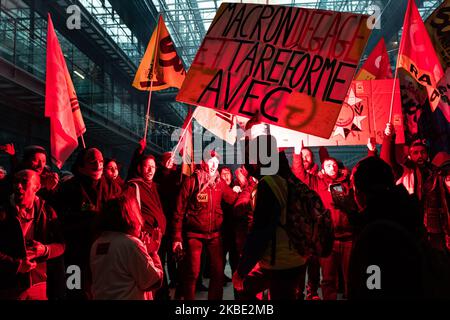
[
  {"x1": 398, "y1": 0, "x2": 444, "y2": 111},
  {"x1": 133, "y1": 15, "x2": 185, "y2": 91},
  {"x1": 355, "y1": 38, "x2": 393, "y2": 80},
  {"x1": 45, "y1": 14, "x2": 86, "y2": 169}
]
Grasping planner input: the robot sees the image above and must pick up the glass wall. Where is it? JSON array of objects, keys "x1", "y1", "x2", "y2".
[{"x1": 0, "y1": 0, "x2": 146, "y2": 136}]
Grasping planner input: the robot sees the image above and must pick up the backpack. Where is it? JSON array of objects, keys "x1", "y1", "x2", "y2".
[{"x1": 264, "y1": 172, "x2": 334, "y2": 258}]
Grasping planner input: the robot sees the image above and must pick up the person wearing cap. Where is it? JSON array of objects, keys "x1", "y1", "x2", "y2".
[
  {"x1": 53, "y1": 147, "x2": 121, "y2": 300},
  {"x1": 172, "y1": 150, "x2": 238, "y2": 300},
  {"x1": 381, "y1": 123, "x2": 434, "y2": 204},
  {"x1": 423, "y1": 152, "x2": 450, "y2": 252},
  {"x1": 20, "y1": 146, "x2": 59, "y2": 195}
]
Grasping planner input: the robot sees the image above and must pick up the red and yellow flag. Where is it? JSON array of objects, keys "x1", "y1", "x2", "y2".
[
  {"x1": 356, "y1": 38, "x2": 393, "y2": 80},
  {"x1": 45, "y1": 14, "x2": 86, "y2": 169},
  {"x1": 133, "y1": 16, "x2": 185, "y2": 91},
  {"x1": 397, "y1": 0, "x2": 444, "y2": 111}
]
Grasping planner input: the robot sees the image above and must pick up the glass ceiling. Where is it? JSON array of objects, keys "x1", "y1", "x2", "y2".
[{"x1": 151, "y1": 0, "x2": 443, "y2": 67}]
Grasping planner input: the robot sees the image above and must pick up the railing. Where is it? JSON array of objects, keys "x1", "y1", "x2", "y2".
[{"x1": 0, "y1": 8, "x2": 174, "y2": 149}]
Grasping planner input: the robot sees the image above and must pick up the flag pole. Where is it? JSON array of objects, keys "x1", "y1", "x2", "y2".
[
  {"x1": 143, "y1": 15, "x2": 162, "y2": 140},
  {"x1": 180, "y1": 115, "x2": 194, "y2": 184},
  {"x1": 172, "y1": 110, "x2": 195, "y2": 157},
  {"x1": 388, "y1": 3, "x2": 408, "y2": 124},
  {"x1": 80, "y1": 134, "x2": 86, "y2": 149},
  {"x1": 388, "y1": 53, "x2": 400, "y2": 124}
]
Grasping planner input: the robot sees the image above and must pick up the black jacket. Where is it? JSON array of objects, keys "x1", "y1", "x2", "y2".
[
  {"x1": 0, "y1": 197, "x2": 65, "y2": 297},
  {"x1": 52, "y1": 174, "x2": 121, "y2": 297},
  {"x1": 173, "y1": 170, "x2": 237, "y2": 241}
]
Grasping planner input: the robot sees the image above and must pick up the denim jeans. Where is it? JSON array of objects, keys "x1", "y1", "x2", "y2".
[
  {"x1": 181, "y1": 236, "x2": 224, "y2": 300},
  {"x1": 320, "y1": 240, "x2": 353, "y2": 300}
]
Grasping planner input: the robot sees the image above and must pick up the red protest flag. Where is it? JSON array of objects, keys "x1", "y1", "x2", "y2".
[
  {"x1": 397, "y1": 0, "x2": 444, "y2": 111},
  {"x1": 45, "y1": 14, "x2": 86, "y2": 169},
  {"x1": 356, "y1": 38, "x2": 393, "y2": 80},
  {"x1": 133, "y1": 15, "x2": 186, "y2": 91}
]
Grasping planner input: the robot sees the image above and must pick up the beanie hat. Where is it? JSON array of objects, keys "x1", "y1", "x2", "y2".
[{"x1": 23, "y1": 145, "x2": 47, "y2": 161}]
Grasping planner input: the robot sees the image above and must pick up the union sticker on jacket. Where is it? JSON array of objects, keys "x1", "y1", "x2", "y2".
[{"x1": 196, "y1": 193, "x2": 208, "y2": 203}]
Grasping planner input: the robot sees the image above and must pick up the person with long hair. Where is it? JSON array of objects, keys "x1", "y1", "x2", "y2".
[{"x1": 90, "y1": 195, "x2": 163, "y2": 300}]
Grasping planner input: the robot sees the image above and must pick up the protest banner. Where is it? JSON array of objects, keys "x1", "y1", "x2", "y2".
[
  {"x1": 177, "y1": 3, "x2": 372, "y2": 139},
  {"x1": 425, "y1": 0, "x2": 450, "y2": 123},
  {"x1": 425, "y1": 0, "x2": 450, "y2": 69},
  {"x1": 237, "y1": 79, "x2": 404, "y2": 147}
]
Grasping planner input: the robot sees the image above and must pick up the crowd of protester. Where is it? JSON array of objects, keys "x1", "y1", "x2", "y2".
[{"x1": 0, "y1": 121, "x2": 449, "y2": 300}]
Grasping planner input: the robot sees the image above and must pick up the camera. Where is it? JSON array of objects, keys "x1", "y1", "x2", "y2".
[
  {"x1": 330, "y1": 183, "x2": 348, "y2": 202},
  {"x1": 329, "y1": 183, "x2": 358, "y2": 213}
]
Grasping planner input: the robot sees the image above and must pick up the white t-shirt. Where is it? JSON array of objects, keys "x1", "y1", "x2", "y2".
[{"x1": 90, "y1": 231, "x2": 162, "y2": 300}]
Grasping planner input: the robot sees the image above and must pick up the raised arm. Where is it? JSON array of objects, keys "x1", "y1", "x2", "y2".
[
  {"x1": 380, "y1": 123, "x2": 403, "y2": 179},
  {"x1": 367, "y1": 137, "x2": 378, "y2": 157},
  {"x1": 126, "y1": 139, "x2": 147, "y2": 181}
]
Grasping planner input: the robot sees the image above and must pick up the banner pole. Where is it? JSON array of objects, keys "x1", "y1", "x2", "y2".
[
  {"x1": 143, "y1": 15, "x2": 162, "y2": 140},
  {"x1": 143, "y1": 86, "x2": 154, "y2": 140},
  {"x1": 172, "y1": 111, "x2": 195, "y2": 157},
  {"x1": 80, "y1": 134, "x2": 86, "y2": 149},
  {"x1": 388, "y1": 4, "x2": 408, "y2": 124}
]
